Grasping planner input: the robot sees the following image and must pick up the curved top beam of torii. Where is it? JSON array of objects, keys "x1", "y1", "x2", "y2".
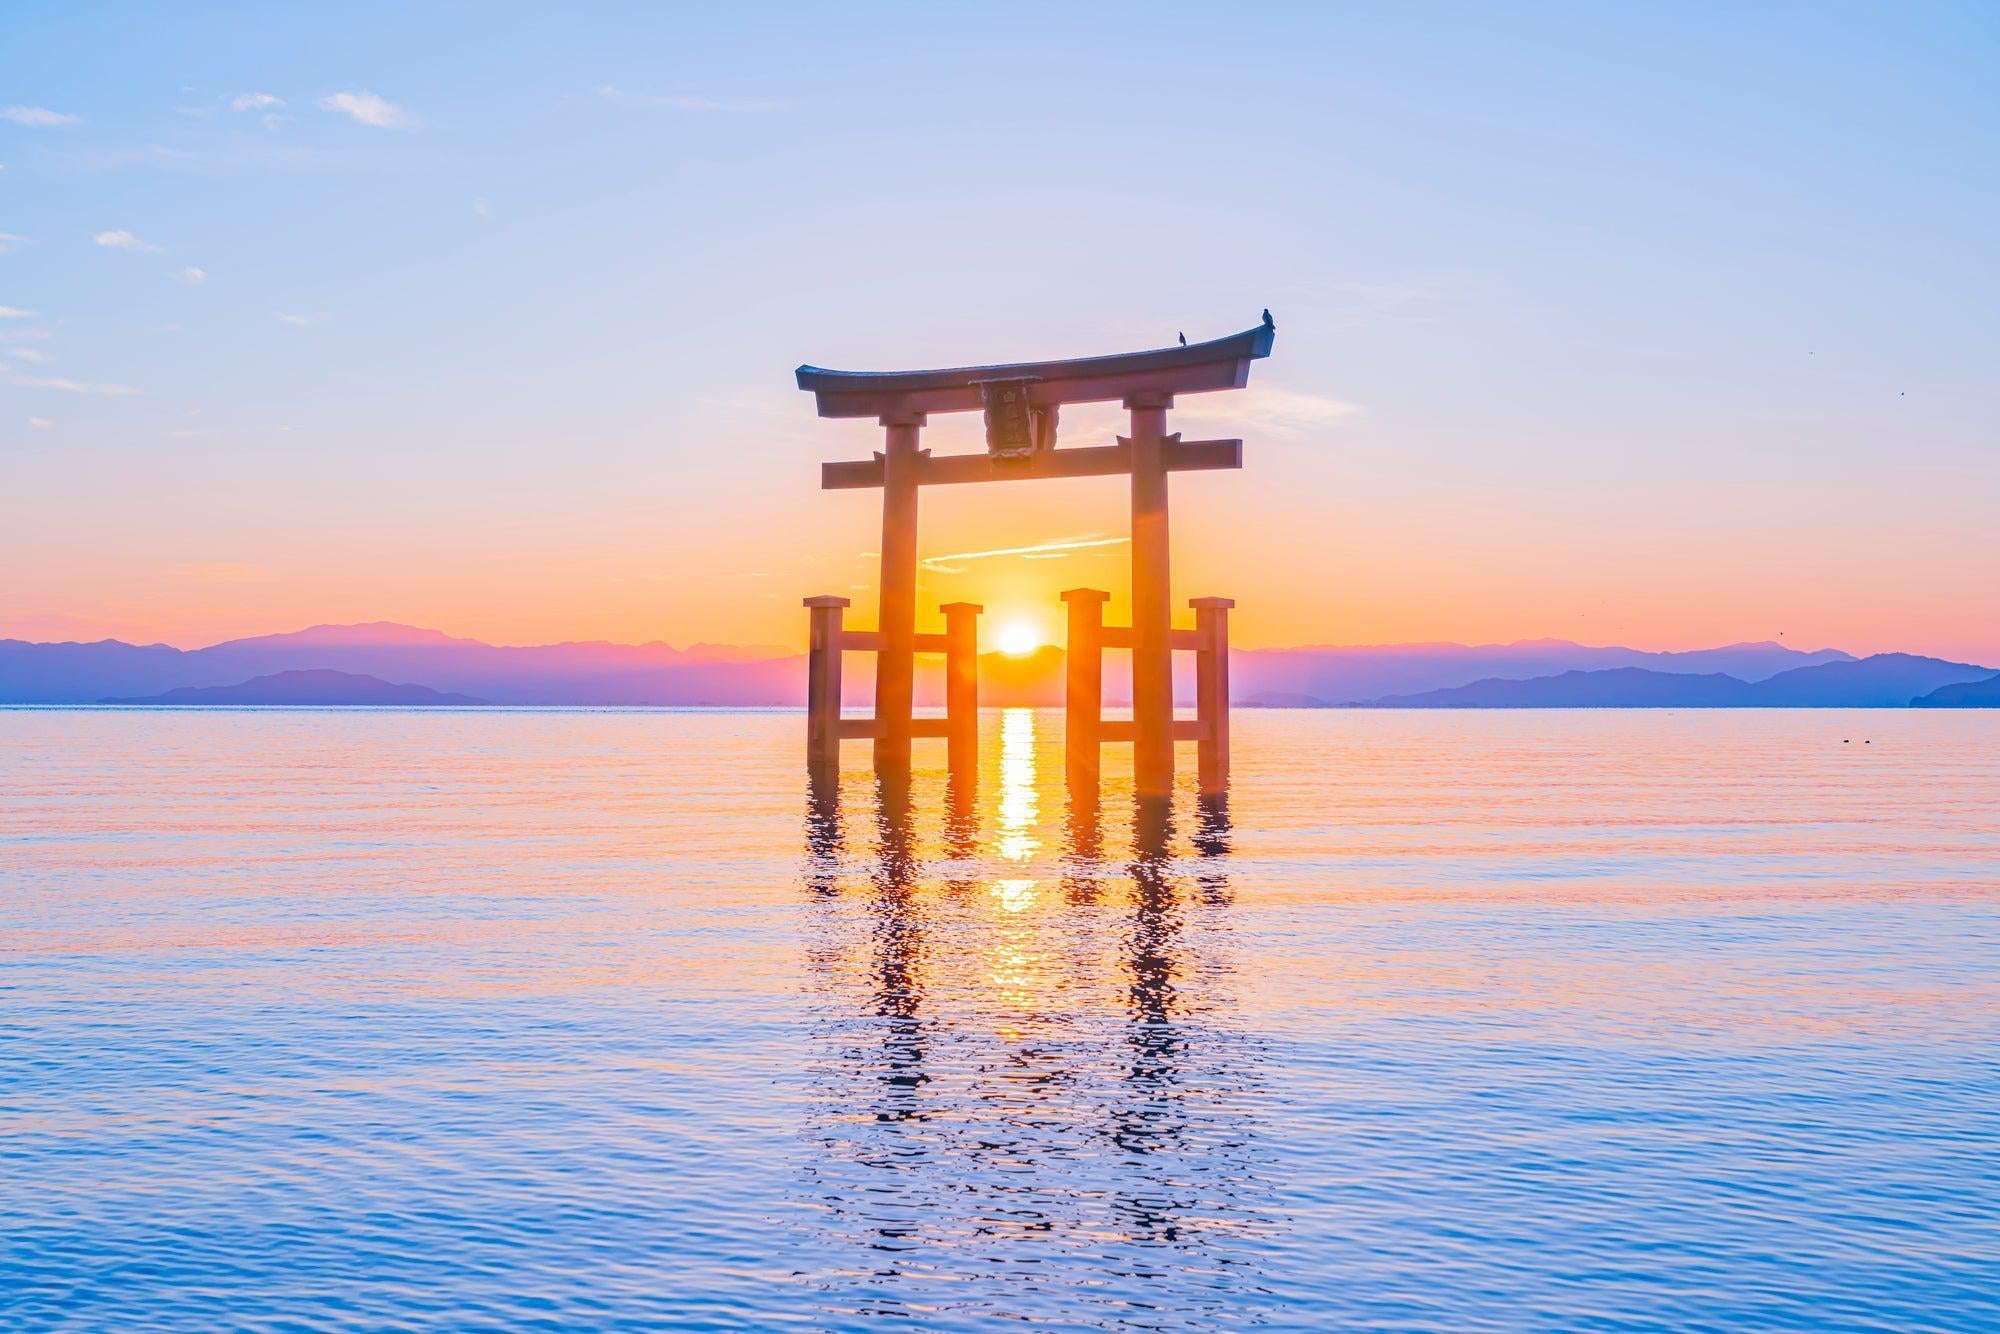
[{"x1": 795, "y1": 319, "x2": 1275, "y2": 419}]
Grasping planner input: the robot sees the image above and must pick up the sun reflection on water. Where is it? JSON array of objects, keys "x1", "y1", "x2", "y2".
[{"x1": 994, "y1": 707, "x2": 1042, "y2": 864}]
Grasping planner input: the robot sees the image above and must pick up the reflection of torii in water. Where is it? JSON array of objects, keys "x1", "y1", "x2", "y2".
[
  {"x1": 806, "y1": 772, "x2": 934, "y2": 1130},
  {"x1": 1108, "y1": 793, "x2": 1236, "y2": 1212},
  {"x1": 796, "y1": 748, "x2": 1271, "y2": 1322}
]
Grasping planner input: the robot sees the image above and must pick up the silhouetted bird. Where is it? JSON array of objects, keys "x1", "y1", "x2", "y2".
[
  {"x1": 1262, "y1": 308, "x2": 1275, "y2": 329},
  {"x1": 1177, "y1": 331, "x2": 1187, "y2": 346}
]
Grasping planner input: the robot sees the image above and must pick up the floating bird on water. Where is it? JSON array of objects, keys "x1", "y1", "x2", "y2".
[
  {"x1": 1178, "y1": 331, "x2": 1186, "y2": 346},
  {"x1": 1262, "y1": 308, "x2": 1275, "y2": 329}
]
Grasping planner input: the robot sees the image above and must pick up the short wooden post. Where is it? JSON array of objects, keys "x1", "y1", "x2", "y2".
[
  {"x1": 804, "y1": 595, "x2": 848, "y2": 771},
  {"x1": 1191, "y1": 597, "x2": 1234, "y2": 794},
  {"x1": 1062, "y1": 588, "x2": 1108, "y2": 787},
  {"x1": 941, "y1": 601, "x2": 981, "y2": 778}
]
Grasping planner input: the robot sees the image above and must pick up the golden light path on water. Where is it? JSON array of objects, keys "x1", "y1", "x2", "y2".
[
  {"x1": 3, "y1": 706, "x2": 1998, "y2": 1331},
  {"x1": 988, "y1": 708, "x2": 1045, "y2": 1024}
]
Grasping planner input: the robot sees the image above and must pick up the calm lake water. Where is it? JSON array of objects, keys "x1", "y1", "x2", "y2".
[{"x1": 3, "y1": 707, "x2": 1997, "y2": 1331}]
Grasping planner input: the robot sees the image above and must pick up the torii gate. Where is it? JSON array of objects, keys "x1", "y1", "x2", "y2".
[{"x1": 798, "y1": 316, "x2": 1274, "y2": 798}]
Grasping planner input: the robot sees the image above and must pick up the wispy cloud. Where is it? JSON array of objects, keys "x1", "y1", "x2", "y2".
[
  {"x1": 275, "y1": 311, "x2": 327, "y2": 327},
  {"x1": 921, "y1": 534, "x2": 1128, "y2": 574},
  {"x1": 471, "y1": 197, "x2": 491, "y2": 218},
  {"x1": 318, "y1": 90, "x2": 414, "y2": 130},
  {"x1": 0, "y1": 232, "x2": 29, "y2": 254},
  {"x1": 3, "y1": 372, "x2": 140, "y2": 396},
  {"x1": 94, "y1": 229, "x2": 164, "y2": 253},
  {"x1": 27, "y1": 416, "x2": 51, "y2": 429},
  {"x1": 598, "y1": 85, "x2": 785, "y2": 113},
  {"x1": 8, "y1": 347, "x2": 49, "y2": 364},
  {"x1": 172, "y1": 265, "x2": 207, "y2": 284},
  {"x1": 231, "y1": 92, "x2": 284, "y2": 112},
  {"x1": 1176, "y1": 382, "x2": 1360, "y2": 437},
  {"x1": 1, "y1": 106, "x2": 80, "y2": 127},
  {"x1": 0, "y1": 306, "x2": 36, "y2": 319}
]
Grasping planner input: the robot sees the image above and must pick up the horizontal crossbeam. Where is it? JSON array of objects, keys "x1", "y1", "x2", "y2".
[
  {"x1": 1098, "y1": 719, "x2": 1209, "y2": 743},
  {"x1": 822, "y1": 436, "x2": 1241, "y2": 491},
  {"x1": 1096, "y1": 626, "x2": 1208, "y2": 651},
  {"x1": 834, "y1": 717, "x2": 952, "y2": 740},
  {"x1": 839, "y1": 629, "x2": 951, "y2": 653}
]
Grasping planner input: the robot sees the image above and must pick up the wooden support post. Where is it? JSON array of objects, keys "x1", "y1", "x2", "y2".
[
  {"x1": 874, "y1": 413, "x2": 925, "y2": 773},
  {"x1": 1062, "y1": 588, "x2": 1108, "y2": 787},
  {"x1": 804, "y1": 595, "x2": 849, "y2": 772},
  {"x1": 1125, "y1": 394, "x2": 1174, "y2": 798},
  {"x1": 941, "y1": 601, "x2": 981, "y2": 778},
  {"x1": 1191, "y1": 597, "x2": 1234, "y2": 794}
]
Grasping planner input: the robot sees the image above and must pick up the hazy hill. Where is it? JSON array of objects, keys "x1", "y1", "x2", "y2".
[
  {"x1": 0, "y1": 637, "x2": 215, "y2": 703},
  {"x1": 979, "y1": 645, "x2": 1067, "y2": 707},
  {"x1": 1366, "y1": 667, "x2": 1762, "y2": 708},
  {"x1": 1362, "y1": 653, "x2": 1996, "y2": 708},
  {"x1": 1911, "y1": 673, "x2": 2000, "y2": 707},
  {"x1": 1231, "y1": 639, "x2": 1851, "y2": 706},
  {"x1": 105, "y1": 669, "x2": 488, "y2": 706},
  {"x1": 1, "y1": 623, "x2": 802, "y2": 706},
  {"x1": 1747, "y1": 653, "x2": 1995, "y2": 707},
  {"x1": 189, "y1": 623, "x2": 799, "y2": 704}
]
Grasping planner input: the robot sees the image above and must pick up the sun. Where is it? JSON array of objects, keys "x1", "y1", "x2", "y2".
[{"x1": 995, "y1": 622, "x2": 1042, "y2": 656}]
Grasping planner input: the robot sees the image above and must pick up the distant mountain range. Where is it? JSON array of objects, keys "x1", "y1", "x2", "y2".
[
  {"x1": 1, "y1": 623, "x2": 1993, "y2": 708},
  {"x1": 104, "y1": 669, "x2": 487, "y2": 707},
  {"x1": 0, "y1": 622, "x2": 802, "y2": 707},
  {"x1": 1234, "y1": 639, "x2": 1856, "y2": 705},
  {"x1": 1361, "y1": 654, "x2": 1997, "y2": 708}
]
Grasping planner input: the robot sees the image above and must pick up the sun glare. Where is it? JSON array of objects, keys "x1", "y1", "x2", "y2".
[{"x1": 996, "y1": 622, "x2": 1041, "y2": 656}]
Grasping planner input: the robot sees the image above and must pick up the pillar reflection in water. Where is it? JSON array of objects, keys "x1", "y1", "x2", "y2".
[{"x1": 795, "y1": 711, "x2": 1274, "y2": 1330}]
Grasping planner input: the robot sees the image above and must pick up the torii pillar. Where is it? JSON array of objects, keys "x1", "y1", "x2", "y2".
[
  {"x1": 874, "y1": 412, "x2": 924, "y2": 770},
  {"x1": 1125, "y1": 391, "x2": 1175, "y2": 795}
]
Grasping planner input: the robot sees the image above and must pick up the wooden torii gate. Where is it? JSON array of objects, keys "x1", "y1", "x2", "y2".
[{"x1": 799, "y1": 317, "x2": 1274, "y2": 798}]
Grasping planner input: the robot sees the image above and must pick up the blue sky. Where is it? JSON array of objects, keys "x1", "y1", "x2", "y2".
[{"x1": 3, "y1": 2, "x2": 1995, "y2": 656}]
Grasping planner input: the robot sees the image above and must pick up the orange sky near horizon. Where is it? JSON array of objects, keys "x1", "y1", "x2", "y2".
[{"x1": 8, "y1": 385, "x2": 1993, "y2": 664}]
